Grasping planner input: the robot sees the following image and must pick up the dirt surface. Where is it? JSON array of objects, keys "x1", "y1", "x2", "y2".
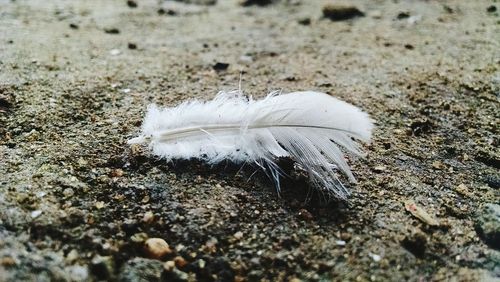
[{"x1": 1, "y1": 0, "x2": 499, "y2": 281}]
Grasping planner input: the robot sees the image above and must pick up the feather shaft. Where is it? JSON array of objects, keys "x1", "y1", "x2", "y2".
[{"x1": 155, "y1": 124, "x2": 362, "y2": 142}]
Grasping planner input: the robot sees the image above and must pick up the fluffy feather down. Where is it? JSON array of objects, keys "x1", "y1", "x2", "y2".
[{"x1": 129, "y1": 91, "x2": 373, "y2": 200}]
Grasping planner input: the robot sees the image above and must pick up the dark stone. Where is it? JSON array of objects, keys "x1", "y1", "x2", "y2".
[
  {"x1": 90, "y1": 256, "x2": 115, "y2": 280},
  {"x1": 158, "y1": 8, "x2": 177, "y2": 16},
  {"x1": 69, "y1": 23, "x2": 79, "y2": 29},
  {"x1": 127, "y1": 0, "x2": 138, "y2": 8},
  {"x1": 476, "y1": 204, "x2": 500, "y2": 250},
  {"x1": 128, "y1": 43, "x2": 137, "y2": 50},
  {"x1": 240, "y1": 0, "x2": 275, "y2": 7},
  {"x1": 484, "y1": 175, "x2": 500, "y2": 189},
  {"x1": 404, "y1": 44, "x2": 414, "y2": 50},
  {"x1": 397, "y1": 12, "x2": 410, "y2": 19},
  {"x1": 212, "y1": 62, "x2": 229, "y2": 71},
  {"x1": 298, "y1": 18, "x2": 311, "y2": 25},
  {"x1": 322, "y1": 5, "x2": 364, "y2": 21},
  {"x1": 104, "y1": 28, "x2": 120, "y2": 34},
  {"x1": 486, "y1": 5, "x2": 497, "y2": 13}
]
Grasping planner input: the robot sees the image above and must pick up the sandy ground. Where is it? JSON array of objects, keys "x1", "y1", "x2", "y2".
[{"x1": 0, "y1": 0, "x2": 499, "y2": 281}]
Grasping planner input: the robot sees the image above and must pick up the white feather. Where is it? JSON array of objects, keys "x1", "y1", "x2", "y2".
[{"x1": 128, "y1": 91, "x2": 374, "y2": 200}]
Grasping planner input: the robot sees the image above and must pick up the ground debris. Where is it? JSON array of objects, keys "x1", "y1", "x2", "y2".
[
  {"x1": 404, "y1": 200, "x2": 440, "y2": 226},
  {"x1": 322, "y1": 4, "x2": 364, "y2": 21}
]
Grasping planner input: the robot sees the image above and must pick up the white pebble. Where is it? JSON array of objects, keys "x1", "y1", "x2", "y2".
[
  {"x1": 31, "y1": 210, "x2": 42, "y2": 218},
  {"x1": 369, "y1": 253, "x2": 381, "y2": 262},
  {"x1": 109, "y1": 49, "x2": 121, "y2": 56}
]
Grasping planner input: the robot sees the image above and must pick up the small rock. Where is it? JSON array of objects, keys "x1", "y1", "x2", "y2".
[
  {"x1": 174, "y1": 0, "x2": 216, "y2": 5},
  {"x1": 69, "y1": 23, "x2": 79, "y2": 29},
  {"x1": 336, "y1": 240, "x2": 346, "y2": 246},
  {"x1": 298, "y1": 208, "x2": 313, "y2": 221},
  {"x1": 63, "y1": 188, "x2": 75, "y2": 198},
  {"x1": 66, "y1": 249, "x2": 79, "y2": 263},
  {"x1": 127, "y1": 0, "x2": 138, "y2": 8},
  {"x1": 475, "y1": 203, "x2": 500, "y2": 249},
  {"x1": 143, "y1": 211, "x2": 154, "y2": 223},
  {"x1": 164, "y1": 260, "x2": 175, "y2": 271},
  {"x1": 128, "y1": 43, "x2": 137, "y2": 50},
  {"x1": 104, "y1": 28, "x2": 120, "y2": 34},
  {"x1": 110, "y1": 168, "x2": 124, "y2": 177},
  {"x1": 455, "y1": 184, "x2": 470, "y2": 196},
  {"x1": 161, "y1": 265, "x2": 189, "y2": 281},
  {"x1": 31, "y1": 210, "x2": 42, "y2": 218},
  {"x1": 340, "y1": 232, "x2": 351, "y2": 241},
  {"x1": 144, "y1": 238, "x2": 173, "y2": 259},
  {"x1": 110, "y1": 49, "x2": 121, "y2": 56},
  {"x1": 0, "y1": 256, "x2": 16, "y2": 266},
  {"x1": 484, "y1": 175, "x2": 500, "y2": 189},
  {"x1": 369, "y1": 253, "x2": 381, "y2": 262},
  {"x1": 131, "y1": 232, "x2": 149, "y2": 243},
  {"x1": 239, "y1": 0, "x2": 275, "y2": 7},
  {"x1": 298, "y1": 17, "x2": 311, "y2": 25},
  {"x1": 397, "y1": 11, "x2": 410, "y2": 19},
  {"x1": 322, "y1": 4, "x2": 364, "y2": 21},
  {"x1": 233, "y1": 231, "x2": 243, "y2": 240},
  {"x1": 158, "y1": 8, "x2": 177, "y2": 16},
  {"x1": 373, "y1": 165, "x2": 386, "y2": 173},
  {"x1": 119, "y1": 257, "x2": 163, "y2": 282},
  {"x1": 486, "y1": 5, "x2": 497, "y2": 13},
  {"x1": 432, "y1": 160, "x2": 446, "y2": 170},
  {"x1": 173, "y1": 256, "x2": 188, "y2": 268},
  {"x1": 68, "y1": 265, "x2": 89, "y2": 281},
  {"x1": 95, "y1": 201, "x2": 105, "y2": 209},
  {"x1": 90, "y1": 255, "x2": 115, "y2": 280},
  {"x1": 212, "y1": 62, "x2": 229, "y2": 71},
  {"x1": 404, "y1": 44, "x2": 415, "y2": 50}
]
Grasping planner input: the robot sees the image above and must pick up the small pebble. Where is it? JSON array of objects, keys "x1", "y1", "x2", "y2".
[
  {"x1": 143, "y1": 211, "x2": 154, "y2": 223},
  {"x1": 31, "y1": 210, "x2": 42, "y2": 218},
  {"x1": 336, "y1": 240, "x2": 346, "y2": 246},
  {"x1": 110, "y1": 49, "x2": 121, "y2": 56},
  {"x1": 127, "y1": 0, "x2": 137, "y2": 8},
  {"x1": 144, "y1": 238, "x2": 172, "y2": 259},
  {"x1": 397, "y1": 11, "x2": 410, "y2": 19},
  {"x1": 322, "y1": 4, "x2": 364, "y2": 21},
  {"x1": 173, "y1": 256, "x2": 187, "y2": 268},
  {"x1": 369, "y1": 253, "x2": 381, "y2": 262},
  {"x1": 131, "y1": 232, "x2": 149, "y2": 243},
  {"x1": 110, "y1": 168, "x2": 124, "y2": 177},
  {"x1": 298, "y1": 17, "x2": 311, "y2": 25},
  {"x1": 213, "y1": 62, "x2": 229, "y2": 71},
  {"x1": 95, "y1": 201, "x2": 105, "y2": 209},
  {"x1": 486, "y1": 5, "x2": 496, "y2": 13},
  {"x1": 298, "y1": 208, "x2": 313, "y2": 221},
  {"x1": 0, "y1": 257, "x2": 16, "y2": 266},
  {"x1": 104, "y1": 28, "x2": 120, "y2": 34},
  {"x1": 63, "y1": 188, "x2": 75, "y2": 197},
  {"x1": 476, "y1": 203, "x2": 500, "y2": 249},
  {"x1": 234, "y1": 231, "x2": 243, "y2": 240}
]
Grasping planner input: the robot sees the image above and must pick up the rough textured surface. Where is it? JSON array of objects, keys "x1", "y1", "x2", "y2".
[
  {"x1": 0, "y1": 0, "x2": 498, "y2": 281},
  {"x1": 476, "y1": 203, "x2": 500, "y2": 250}
]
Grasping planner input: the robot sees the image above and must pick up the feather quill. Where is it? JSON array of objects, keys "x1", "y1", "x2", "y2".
[{"x1": 129, "y1": 91, "x2": 373, "y2": 200}]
